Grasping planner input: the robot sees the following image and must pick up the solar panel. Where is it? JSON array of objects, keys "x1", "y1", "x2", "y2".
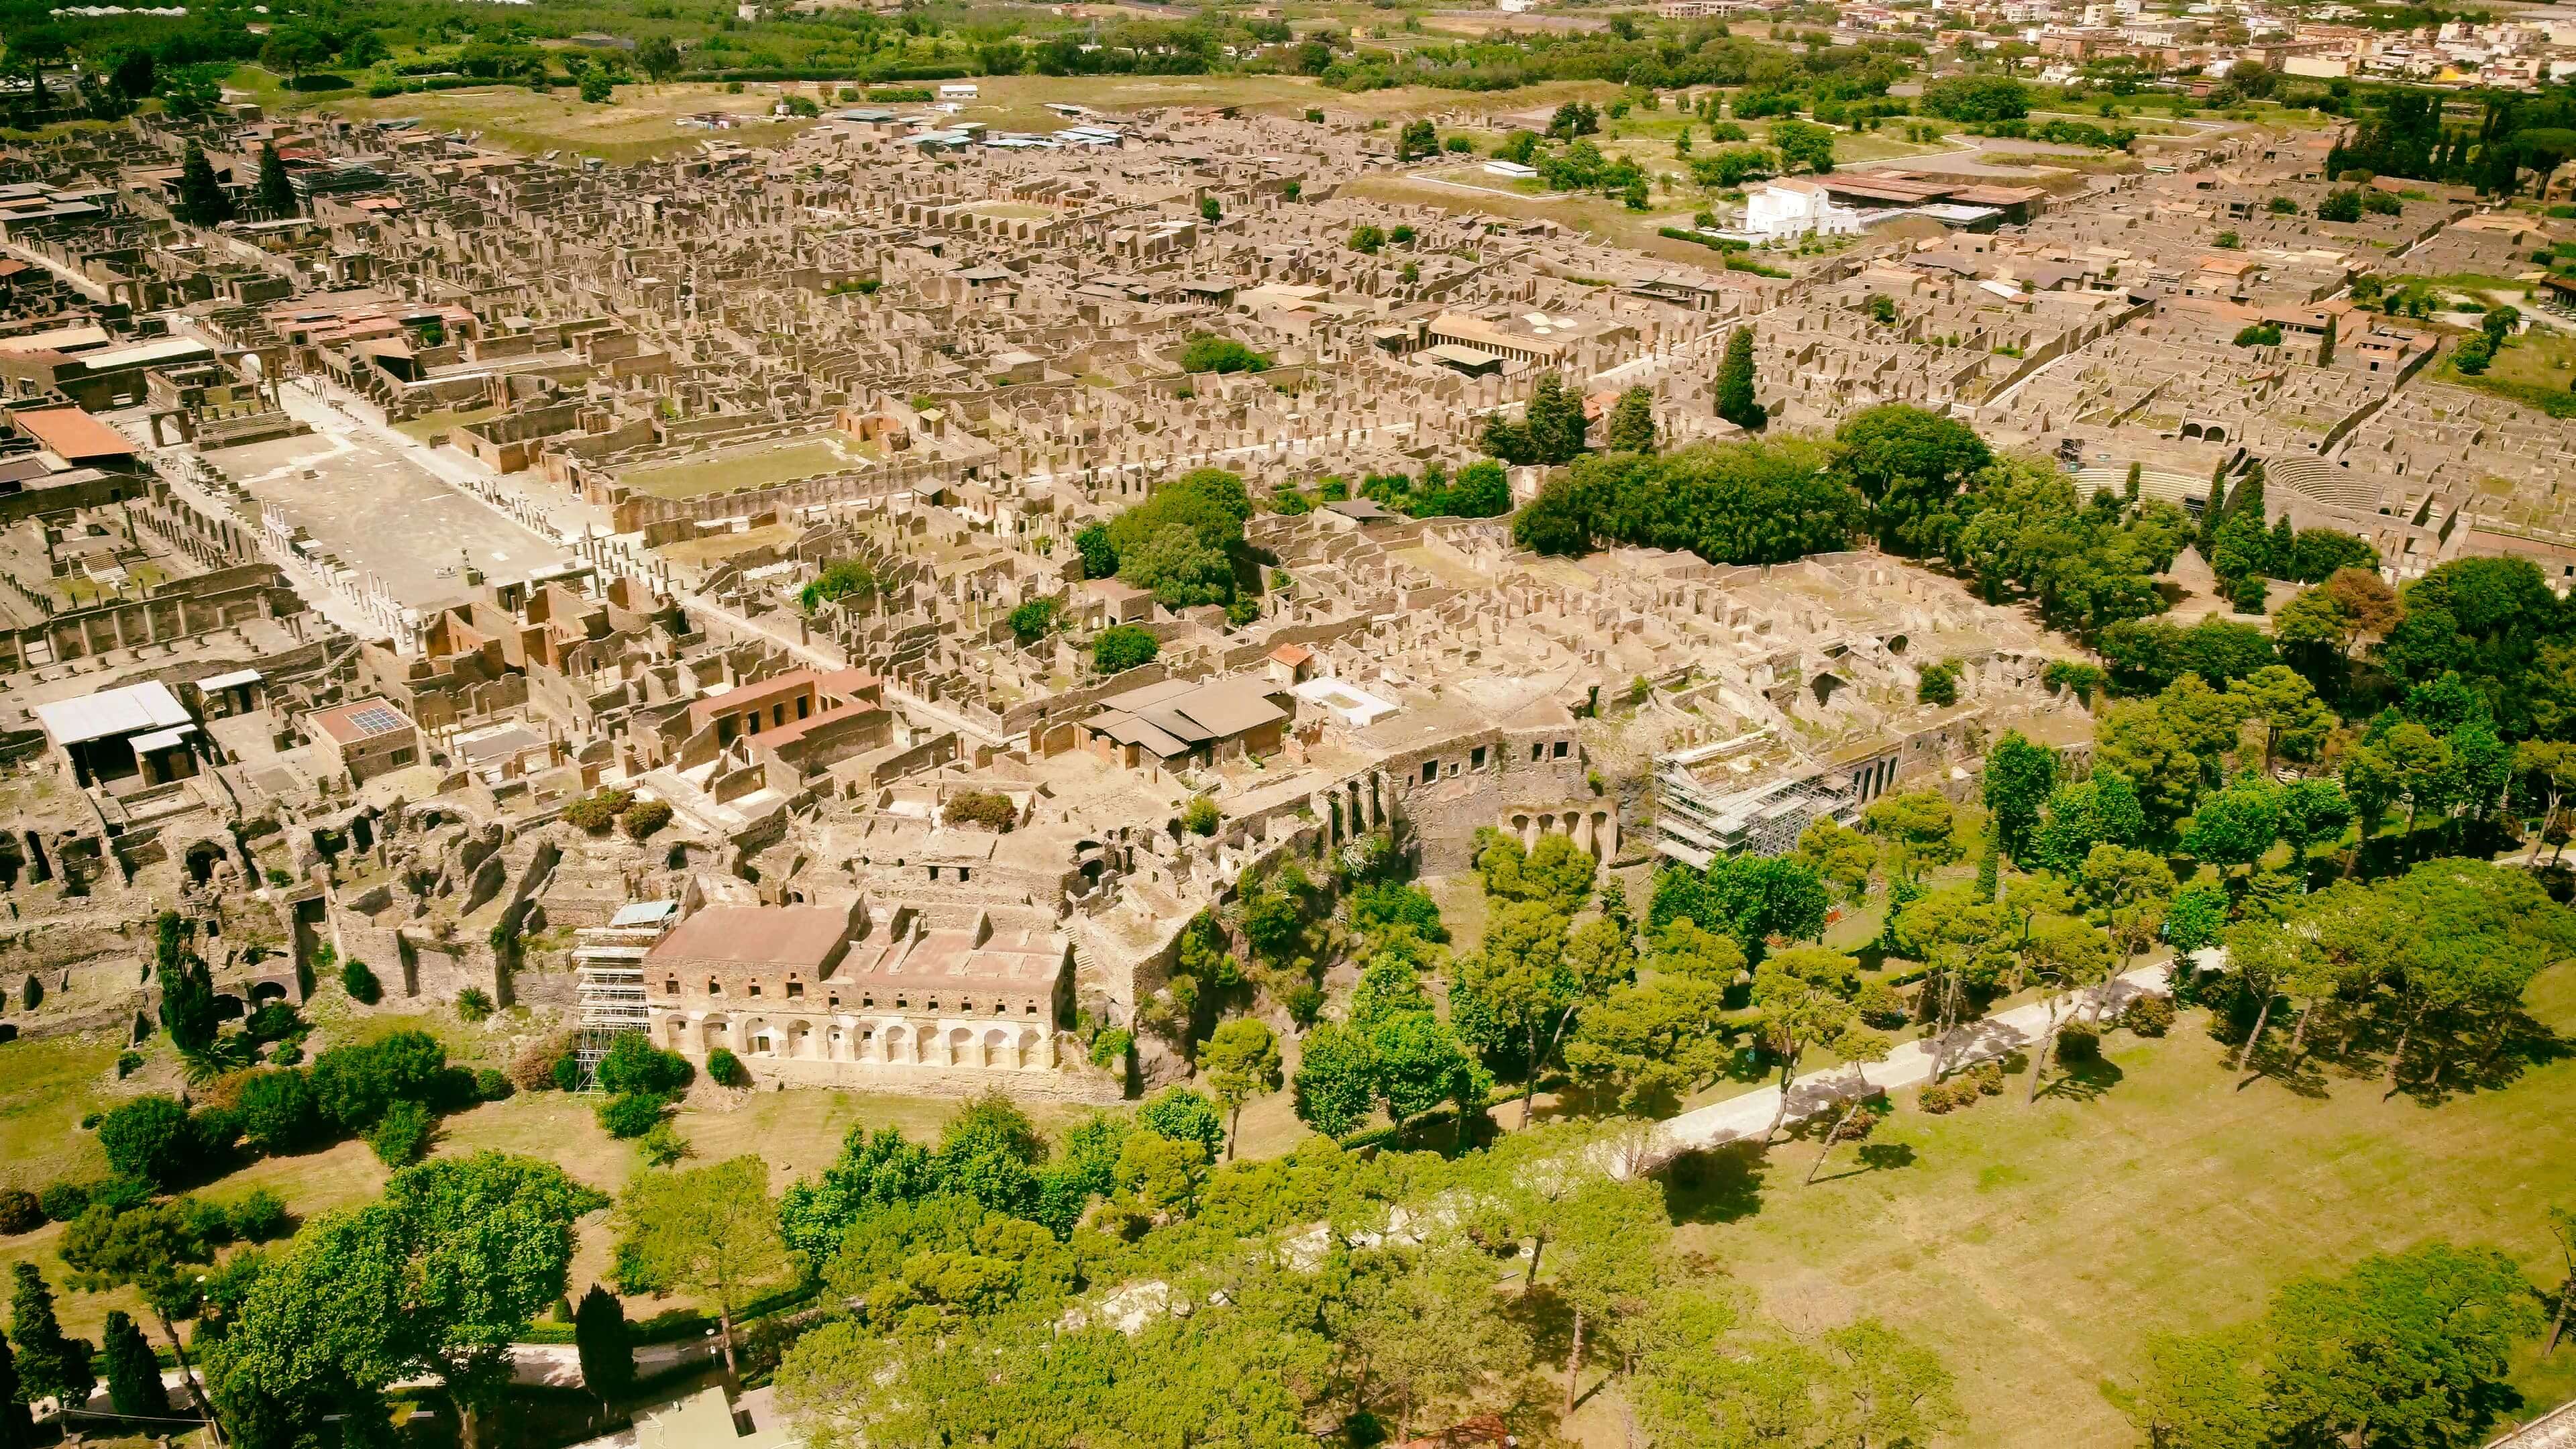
[{"x1": 346, "y1": 706, "x2": 408, "y2": 737}]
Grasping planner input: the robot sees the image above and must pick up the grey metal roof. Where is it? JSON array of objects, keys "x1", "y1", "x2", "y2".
[{"x1": 33, "y1": 681, "x2": 191, "y2": 746}]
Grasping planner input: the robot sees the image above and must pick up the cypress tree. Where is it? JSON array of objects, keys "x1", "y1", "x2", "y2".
[
  {"x1": 101, "y1": 1310, "x2": 169, "y2": 1419},
  {"x1": 8, "y1": 1263, "x2": 96, "y2": 1412},
  {"x1": 1974, "y1": 837, "x2": 1999, "y2": 904},
  {"x1": 156, "y1": 912, "x2": 218, "y2": 1054},
  {"x1": 572, "y1": 1285, "x2": 633, "y2": 1405},
  {"x1": 0, "y1": 1333, "x2": 35, "y2": 1449},
  {"x1": 2269, "y1": 515, "x2": 2297, "y2": 578},
  {"x1": 175, "y1": 142, "x2": 233, "y2": 225},
  {"x1": 256, "y1": 143, "x2": 295, "y2": 215},
  {"x1": 1715, "y1": 325, "x2": 1762, "y2": 430}
]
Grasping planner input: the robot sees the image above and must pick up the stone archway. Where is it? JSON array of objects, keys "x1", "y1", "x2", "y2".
[
  {"x1": 183, "y1": 839, "x2": 228, "y2": 886},
  {"x1": 984, "y1": 1027, "x2": 1012, "y2": 1068},
  {"x1": 785, "y1": 1018, "x2": 813, "y2": 1059},
  {"x1": 883, "y1": 1022, "x2": 912, "y2": 1064},
  {"x1": 700, "y1": 1015, "x2": 731, "y2": 1054},
  {"x1": 947, "y1": 1026, "x2": 974, "y2": 1066}
]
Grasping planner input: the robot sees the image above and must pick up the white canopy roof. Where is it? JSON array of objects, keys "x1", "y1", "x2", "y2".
[{"x1": 32, "y1": 682, "x2": 191, "y2": 747}]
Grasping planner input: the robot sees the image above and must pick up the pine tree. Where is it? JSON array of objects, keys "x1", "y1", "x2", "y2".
[
  {"x1": 0, "y1": 1333, "x2": 34, "y2": 1449},
  {"x1": 101, "y1": 1310, "x2": 169, "y2": 1419},
  {"x1": 1525, "y1": 372, "x2": 1591, "y2": 464},
  {"x1": 572, "y1": 1284, "x2": 633, "y2": 1405},
  {"x1": 175, "y1": 142, "x2": 233, "y2": 226},
  {"x1": 256, "y1": 143, "x2": 295, "y2": 215},
  {"x1": 155, "y1": 912, "x2": 218, "y2": 1053},
  {"x1": 8, "y1": 1263, "x2": 95, "y2": 1411},
  {"x1": 1605, "y1": 386, "x2": 1656, "y2": 453},
  {"x1": 1715, "y1": 325, "x2": 1762, "y2": 430}
]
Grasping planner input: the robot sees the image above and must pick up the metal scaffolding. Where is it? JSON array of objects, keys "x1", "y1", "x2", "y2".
[{"x1": 572, "y1": 902, "x2": 677, "y2": 1091}]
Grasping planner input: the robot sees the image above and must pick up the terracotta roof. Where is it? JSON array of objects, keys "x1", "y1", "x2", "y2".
[
  {"x1": 647, "y1": 904, "x2": 853, "y2": 971},
  {"x1": 12, "y1": 407, "x2": 135, "y2": 461}
]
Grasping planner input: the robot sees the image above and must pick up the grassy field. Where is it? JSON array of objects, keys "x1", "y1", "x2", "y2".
[
  {"x1": 2436, "y1": 321, "x2": 2576, "y2": 419},
  {"x1": 1663, "y1": 965, "x2": 2576, "y2": 1449},
  {"x1": 0, "y1": 1008, "x2": 1089, "y2": 1340},
  {"x1": 273, "y1": 75, "x2": 818, "y2": 164},
  {"x1": 616, "y1": 434, "x2": 874, "y2": 500}
]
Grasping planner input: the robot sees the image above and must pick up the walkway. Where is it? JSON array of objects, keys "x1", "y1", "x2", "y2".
[
  {"x1": 2491, "y1": 1403, "x2": 2576, "y2": 1449},
  {"x1": 1646, "y1": 961, "x2": 2173, "y2": 1165}
]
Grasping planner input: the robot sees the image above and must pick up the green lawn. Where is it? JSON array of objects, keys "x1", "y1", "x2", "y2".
[
  {"x1": 616, "y1": 435, "x2": 875, "y2": 500},
  {"x1": 1670, "y1": 965, "x2": 2576, "y2": 1449}
]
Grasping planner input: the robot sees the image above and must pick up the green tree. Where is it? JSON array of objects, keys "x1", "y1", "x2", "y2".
[
  {"x1": 1093, "y1": 625, "x2": 1159, "y2": 674},
  {"x1": 0, "y1": 1336, "x2": 29, "y2": 1449},
  {"x1": 1750, "y1": 947, "x2": 1857, "y2": 1141},
  {"x1": 58, "y1": 1202, "x2": 217, "y2": 1434},
  {"x1": 154, "y1": 913, "x2": 218, "y2": 1052},
  {"x1": 1605, "y1": 386, "x2": 1656, "y2": 453},
  {"x1": 2182, "y1": 776, "x2": 2282, "y2": 876},
  {"x1": 255, "y1": 143, "x2": 294, "y2": 215},
  {"x1": 258, "y1": 24, "x2": 333, "y2": 85},
  {"x1": 101, "y1": 1309, "x2": 170, "y2": 1419},
  {"x1": 2136, "y1": 1330, "x2": 2269, "y2": 1449},
  {"x1": 614, "y1": 1156, "x2": 790, "y2": 1375},
  {"x1": 2015, "y1": 915, "x2": 2112, "y2": 1101},
  {"x1": 1368, "y1": 1010, "x2": 1491, "y2": 1145},
  {"x1": 572, "y1": 1283, "x2": 631, "y2": 1405},
  {"x1": 1291, "y1": 1020, "x2": 1377, "y2": 1137},
  {"x1": 97, "y1": 1095, "x2": 205, "y2": 1189},
  {"x1": 8, "y1": 1263, "x2": 95, "y2": 1412},
  {"x1": 1983, "y1": 729, "x2": 2059, "y2": 860},
  {"x1": 1397, "y1": 118, "x2": 1438, "y2": 159},
  {"x1": 637, "y1": 35, "x2": 681, "y2": 83},
  {"x1": 1833, "y1": 404, "x2": 1992, "y2": 553},
  {"x1": 1803, "y1": 1026, "x2": 1892, "y2": 1185},
  {"x1": 1714, "y1": 325, "x2": 1763, "y2": 430},
  {"x1": 1199, "y1": 1018, "x2": 1281, "y2": 1159},
  {"x1": 1550, "y1": 1176, "x2": 1667, "y2": 1413},
  {"x1": 1525, "y1": 371, "x2": 1591, "y2": 464},
  {"x1": 1770, "y1": 118, "x2": 1837, "y2": 173},
  {"x1": 2265, "y1": 1244, "x2": 2543, "y2": 1449},
  {"x1": 1863, "y1": 789, "x2": 1962, "y2": 881}
]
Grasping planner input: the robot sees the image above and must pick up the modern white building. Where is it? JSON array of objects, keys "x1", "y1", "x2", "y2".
[{"x1": 1742, "y1": 178, "x2": 1864, "y2": 240}]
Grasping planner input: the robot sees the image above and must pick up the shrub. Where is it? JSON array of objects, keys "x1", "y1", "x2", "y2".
[
  {"x1": 0, "y1": 1188, "x2": 38, "y2": 1236},
  {"x1": 90, "y1": 1177, "x2": 154, "y2": 1214},
  {"x1": 1284, "y1": 982, "x2": 1325, "y2": 1028},
  {"x1": 2054, "y1": 1022, "x2": 2100, "y2": 1063},
  {"x1": 596, "y1": 1035, "x2": 694, "y2": 1097},
  {"x1": 705, "y1": 1047, "x2": 749, "y2": 1089},
  {"x1": 38, "y1": 1181, "x2": 90, "y2": 1222},
  {"x1": 244, "y1": 1002, "x2": 302, "y2": 1042},
  {"x1": 1853, "y1": 979, "x2": 1909, "y2": 1029},
  {"x1": 475, "y1": 1068, "x2": 514, "y2": 1102},
  {"x1": 511, "y1": 1032, "x2": 574, "y2": 1092},
  {"x1": 456, "y1": 987, "x2": 496, "y2": 1024},
  {"x1": 115, "y1": 1051, "x2": 142, "y2": 1079},
  {"x1": 598, "y1": 1091, "x2": 667, "y2": 1138},
  {"x1": 309, "y1": 1030, "x2": 449, "y2": 1130},
  {"x1": 226, "y1": 1188, "x2": 288, "y2": 1242},
  {"x1": 622, "y1": 798, "x2": 673, "y2": 841},
  {"x1": 369, "y1": 1099, "x2": 435, "y2": 1167},
  {"x1": 1093, "y1": 625, "x2": 1160, "y2": 674},
  {"x1": 564, "y1": 790, "x2": 631, "y2": 835},
  {"x1": 98, "y1": 1095, "x2": 202, "y2": 1188},
  {"x1": 181, "y1": 1194, "x2": 234, "y2": 1246},
  {"x1": 235, "y1": 1067, "x2": 325, "y2": 1155},
  {"x1": 341, "y1": 957, "x2": 382, "y2": 1004},
  {"x1": 944, "y1": 790, "x2": 1019, "y2": 832},
  {"x1": 1087, "y1": 1028, "x2": 1133, "y2": 1071},
  {"x1": 1917, "y1": 660, "x2": 1960, "y2": 706},
  {"x1": 2119, "y1": 994, "x2": 2176, "y2": 1036},
  {"x1": 1181, "y1": 796, "x2": 1221, "y2": 837},
  {"x1": 636, "y1": 1122, "x2": 692, "y2": 1167},
  {"x1": 552, "y1": 1055, "x2": 583, "y2": 1091},
  {"x1": 1178, "y1": 334, "x2": 1273, "y2": 375},
  {"x1": 1970, "y1": 1061, "x2": 2006, "y2": 1095},
  {"x1": 1917, "y1": 1079, "x2": 1974, "y2": 1114}
]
